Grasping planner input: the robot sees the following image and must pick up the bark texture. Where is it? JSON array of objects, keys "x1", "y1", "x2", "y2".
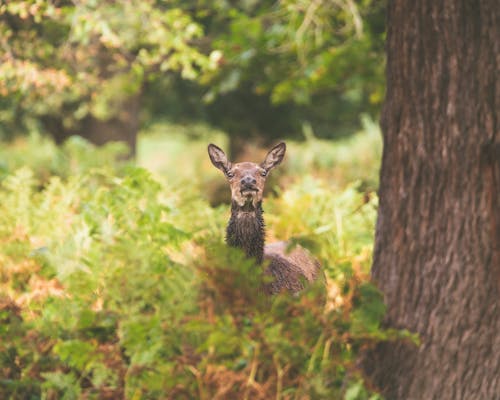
[{"x1": 364, "y1": 1, "x2": 500, "y2": 399}]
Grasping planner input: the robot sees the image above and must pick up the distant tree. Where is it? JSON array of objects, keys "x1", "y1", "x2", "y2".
[
  {"x1": 0, "y1": 1, "x2": 210, "y2": 153},
  {"x1": 1, "y1": 1, "x2": 385, "y2": 157},
  {"x1": 197, "y1": 0, "x2": 386, "y2": 157},
  {"x1": 363, "y1": 0, "x2": 500, "y2": 398}
]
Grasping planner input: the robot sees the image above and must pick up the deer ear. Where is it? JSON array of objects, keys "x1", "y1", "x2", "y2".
[
  {"x1": 261, "y1": 142, "x2": 286, "y2": 172},
  {"x1": 208, "y1": 144, "x2": 231, "y2": 173}
]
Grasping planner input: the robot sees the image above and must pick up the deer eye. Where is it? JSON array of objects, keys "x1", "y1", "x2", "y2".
[
  {"x1": 226, "y1": 171, "x2": 234, "y2": 178},
  {"x1": 261, "y1": 170, "x2": 267, "y2": 177}
]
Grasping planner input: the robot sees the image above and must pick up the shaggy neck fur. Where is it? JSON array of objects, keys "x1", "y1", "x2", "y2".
[{"x1": 226, "y1": 201, "x2": 265, "y2": 264}]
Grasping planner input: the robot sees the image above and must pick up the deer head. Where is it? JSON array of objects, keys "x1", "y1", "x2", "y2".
[{"x1": 208, "y1": 142, "x2": 286, "y2": 210}]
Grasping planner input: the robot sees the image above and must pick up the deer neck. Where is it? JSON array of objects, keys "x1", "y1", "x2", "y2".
[{"x1": 226, "y1": 201, "x2": 265, "y2": 264}]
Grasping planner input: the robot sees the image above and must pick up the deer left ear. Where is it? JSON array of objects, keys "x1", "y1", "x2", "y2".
[
  {"x1": 208, "y1": 144, "x2": 231, "y2": 173},
  {"x1": 261, "y1": 142, "x2": 286, "y2": 172}
]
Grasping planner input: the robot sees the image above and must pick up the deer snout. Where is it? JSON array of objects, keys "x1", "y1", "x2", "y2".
[{"x1": 240, "y1": 176, "x2": 257, "y2": 191}]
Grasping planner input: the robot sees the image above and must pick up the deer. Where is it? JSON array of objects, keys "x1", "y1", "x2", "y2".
[{"x1": 207, "y1": 142, "x2": 322, "y2": 295}]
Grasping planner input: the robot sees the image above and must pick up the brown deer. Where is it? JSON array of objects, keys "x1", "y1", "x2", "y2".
[{"x1": 208, "y1": 142, "x2": 322, "y2": 294}]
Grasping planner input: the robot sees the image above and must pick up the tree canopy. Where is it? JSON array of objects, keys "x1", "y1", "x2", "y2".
[
  {"x1": 0, "y1": 0, "x2": 385, "y2": 151},
  {"x1": 0, "y1": 1, "x2": 210, "y2": 139}
]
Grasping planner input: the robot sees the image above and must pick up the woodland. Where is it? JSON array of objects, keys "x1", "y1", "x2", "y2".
[{"x1": 0, "y1": 1, "x2": 498, "y2": 399}]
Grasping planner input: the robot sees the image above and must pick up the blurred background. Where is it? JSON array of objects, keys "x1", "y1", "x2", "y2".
[
  {"x1": 0, "y1": 0, "x2": 385, "y2": 162},
  {"x1": 0, "y1": 1, "x2": 392, "y2": 399}
]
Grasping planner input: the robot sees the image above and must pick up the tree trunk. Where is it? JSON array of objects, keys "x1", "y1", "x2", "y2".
[
  {"x1": 46, "y1": 94, "x2": 140, "y2": 157},
  {"x1": 363, "y1": 1, "x2": 499, "y2": 399},
  {"x1": 80, "y1": 95, "x2": 140, "y2": 156}
]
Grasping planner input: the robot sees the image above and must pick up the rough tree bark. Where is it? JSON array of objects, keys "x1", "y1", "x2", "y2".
[{"x1": 363, "y1": 1, "x2": 499, "y2": 399}]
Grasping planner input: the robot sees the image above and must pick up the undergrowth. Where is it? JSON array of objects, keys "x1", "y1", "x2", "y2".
[{"x1": 0, "y1": 127, "x2": 409, "y2": 399}]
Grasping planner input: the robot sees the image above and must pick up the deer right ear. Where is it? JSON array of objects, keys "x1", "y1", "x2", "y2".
[
  {"x1": 208, "y1": 144, "x2": 231, "y2": 173},
  {"x1": 261, "y1": 142, "x2": 286, "y2": 172}
]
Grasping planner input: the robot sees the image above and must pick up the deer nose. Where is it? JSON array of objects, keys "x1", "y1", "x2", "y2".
[{"x1": 241, "y1": 176, "x2": 257, "y2": 187}]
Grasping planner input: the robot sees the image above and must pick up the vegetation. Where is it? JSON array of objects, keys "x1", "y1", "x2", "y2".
[
  {"x1": 0, "y1": 122, "x2": 415, "y2": 399},
  {"x1": 1, "y1": 0, "x2": 494, "y2": 397},
  {"x1": 0, "y1": 0, "x2": 209, "y2": 140},
  {"x1": 0, "y1": 1, "x2": 405, "y2": 398},
  {"x1": 0, "y1": 0, "x2": 385, "y2": 152},
  {"x1": 186, "y1": 0, "x2": 385, "y2": 146}
]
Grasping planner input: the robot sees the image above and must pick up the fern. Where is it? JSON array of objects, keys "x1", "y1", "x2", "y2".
[{"x1": 0, "y1": 130, "x2": 396, "y2": 400}]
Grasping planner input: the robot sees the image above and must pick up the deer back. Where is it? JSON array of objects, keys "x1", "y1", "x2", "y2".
[{"x1": 264, "y1": 241, "x2": 322, "y2": 294}]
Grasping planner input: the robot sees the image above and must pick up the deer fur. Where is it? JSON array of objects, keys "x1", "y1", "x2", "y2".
[{"x1": 208, "y1": 142, "x2": 322, "y2": 294}]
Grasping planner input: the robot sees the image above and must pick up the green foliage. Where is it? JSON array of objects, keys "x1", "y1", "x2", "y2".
[
  {"x1": 0, "y1": 0, "x2": 211, "y2": 138},
  {"x1": 1, "y1": 0, "x2": 385, "y2": 149},
  {"x1": 202, "y1": 0, "x2": 385, "y2": 107},
  {"x1": 188, "y1": 0, "x2": 385, "y2": 142},
  {"x1": 0, "y1": 133, "x2": 129, "y2": 183},
  {"x1": 0, "y1": 129, "x2": 408, "y2": 399}
]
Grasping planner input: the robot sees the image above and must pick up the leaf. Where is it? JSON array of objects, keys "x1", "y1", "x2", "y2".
[
  {"x1": 54, "y1": 340, "x2": 97, "y2": 370},
  {"x1": 350, "y1": 283, "x2": 386, "y2": 335}
]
